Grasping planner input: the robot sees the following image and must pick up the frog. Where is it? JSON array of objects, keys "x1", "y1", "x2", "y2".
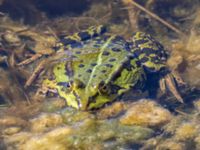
[{"x1": 38, "y1": 25, "x2": 183, "y2": 110}]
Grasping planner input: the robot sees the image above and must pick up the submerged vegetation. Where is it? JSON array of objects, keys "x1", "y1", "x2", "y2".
[{"x1": 0, "y1": 0, "x2": 200, "y2": 149}]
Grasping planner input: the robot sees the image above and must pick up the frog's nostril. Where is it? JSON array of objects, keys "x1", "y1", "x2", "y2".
[{"x1": 57, "y1": 82, "x2": 71, "y2": 88}]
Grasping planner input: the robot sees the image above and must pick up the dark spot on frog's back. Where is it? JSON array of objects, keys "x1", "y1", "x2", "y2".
[
  {"x1": 135, "y1": 39, "x2": 149, "y2": 45},
  {"x1": 70, "y1": 42, "x2": 83, "y2": 48},
  {"x1": 78, "y1": 32, "x2": 91, "y2": 40},
  {"x1": 60, "y1": 38, "x2": 77, "y2": 46},
  {"x1": 125, "y1": 42, "x2": 131, "y2": 51},
  {"x1": 101, "y1": 70, "x2": 107, "y2": 73},
  {"x1": 109, "y1": 58, "x2": 116, "y2": 62},
  {"x1": 95, "y1": 38, "x2": 103, "y2": 44},
  {"x1": 135, "y1": 60, "x2": 141, "y2": 67},
  {"x1": 93, "y1": 44, "x2": 100, "y2": 48},
  {"x1": 102, "y1": 51, "x2": 110, "y2": 56},
  {"x1": 105, "y1": 64, "x2": 113, "y2": 68},
  {"x1": 110, "y1": 85, "x2": 122, "y2": 94},
  {"x1": 98, "y1": 25, "x2": 107, "y2": 34},
  {"x1": 123, "y1": 62, "x2": 134, "y2": 71},
  {"x1": 56, "y1": 66, "x2": 61, "y2": 70},
  {"x1": 78, "y1": 64, "x2": 85, "y2": 68},
  {"x1": 133, "y1": 49, "x2": 142, "y2": 56},
  {"x1": 128, "y1": 54, "x2": 136, "y2": 60},
  {"x1": 140, "y1": 57, "x2": 149, "y2": 63},
  {"x1": 90, "y1": 63, "x2": 97, "y2": 66},
  {"x1": 112, "y1": 36, "x2": 125, "y2": 43},
  {"x1": 75, "y1": 51, "x2": 81, "y2": 54},
  {"x1": 60, "y1": 37, "x2": 83, "y2": 48},
  {"x1": 72, "y1": 55, "x2": 77, "y2": 59},
  {"x1": 151, "y1": 56, "x2": 160, "y2": 63},
  {"x1": 141, "y1": 48, "x2": 156, "y2": 55},
  {"x1": 111, "y1": 47, "x2": 121, "y2": 52},
  {"x1": 144, "y1": 66, "x2": 156, "y2": 72},
  {"x1": 86, "y1": 69, "x2": 92, "y2": 73},
  {"x1": 53, "y1": 45, "x2": 61, "y2": 52}
]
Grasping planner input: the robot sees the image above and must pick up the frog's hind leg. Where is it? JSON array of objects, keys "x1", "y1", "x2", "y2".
[
  {"x1": 35, "y1": 78, "x2": 58, "y2": 99},
  {"x1": 131, "y1": 32, "x2": 168, "y2": 73},
  {"x1": 131, "y1": 32, "x2": 184, "y2": 102}
]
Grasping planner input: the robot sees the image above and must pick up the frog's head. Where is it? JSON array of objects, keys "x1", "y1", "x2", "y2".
[{"x1": 56, "y1": 79, "x2": 115, "y2": 110}]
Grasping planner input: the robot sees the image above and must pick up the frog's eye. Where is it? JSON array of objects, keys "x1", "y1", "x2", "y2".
[
  {"x1": 73, "y1": 79, "x2": 85, "y2": 89},
  {"x1": 98, "y1": 81, "x2": 109, "y2": 94},
  {"x1": 100, "y1": 85, "x2": 109, "y2": 93}
]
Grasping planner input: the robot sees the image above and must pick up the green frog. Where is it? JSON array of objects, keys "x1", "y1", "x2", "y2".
[{"x1": 40, "y1": 25, "x2": 183, "y2": 110}]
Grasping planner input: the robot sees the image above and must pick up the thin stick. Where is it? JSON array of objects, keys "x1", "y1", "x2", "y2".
[
  {"x1": 17, "y1": 54, "x2": 42, "y2": 66},
  {"x1": 124, "y1": 0, "x2": 185, "y2": 36},
  {"x1": 47, "y1": 26, "x2": 59, "y2": 41},
  {"x1": 25, "y1": 59, "x2": 46, "y2": 88},
  {"x1": 175, "y1": 109, "x2": 190, "y2": 117}
]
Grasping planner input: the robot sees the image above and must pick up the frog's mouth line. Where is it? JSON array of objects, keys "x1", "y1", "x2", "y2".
[
  {"x1": 72, "y1": 90, "x2": 99, "y2": 110},
  {"x1": 72, "y1": 91, "x2": 82, "y2": 108}
]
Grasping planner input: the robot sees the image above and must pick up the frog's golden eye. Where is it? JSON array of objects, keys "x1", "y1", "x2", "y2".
[
  {"x1": 73, "y1": 79, "x2": 85, "y2": 89},
  {"x1": 98, "y1": 81, "x2": 109, "y2": 94},
  {"x1": 101, "y1": 85, "x2": 109, "y2": 93}
]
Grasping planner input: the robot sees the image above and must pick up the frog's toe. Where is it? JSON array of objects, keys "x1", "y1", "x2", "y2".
[{"x1": 159, "y1": 73, "x2": 184, "y2": 103}]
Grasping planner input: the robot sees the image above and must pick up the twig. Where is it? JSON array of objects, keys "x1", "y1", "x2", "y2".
[
  {"x1": 25, "y1": 59, "x2": 46, "y2": 88},
  {"x1": 122, "y1": 0, "x2": 140, "y2": 31},
  {"x1": 175, "y1": 109, "x2": 190, "y2": 117},
  {"x1": 17, "y1": 53, "x2": 43, "y2": 66},
  {"x1": 122, "y1": 0, "x2": 186, "y2": 36},
  {"x1": 47, "y1": 26, "x2": 59, "y2": 41}
]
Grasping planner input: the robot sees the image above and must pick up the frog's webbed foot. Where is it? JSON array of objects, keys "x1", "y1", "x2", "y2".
[{"x1": 159, "y1": 71, "x2": 185, "y2": 103}]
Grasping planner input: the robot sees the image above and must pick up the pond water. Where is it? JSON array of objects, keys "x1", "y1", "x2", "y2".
[{"x1": 0, "y1": 0, "x2": 200, "y2": 149}]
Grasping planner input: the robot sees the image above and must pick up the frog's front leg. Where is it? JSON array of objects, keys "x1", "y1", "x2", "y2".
[
  {"x1": 35, "y1": 78, "x2": 58, "y2": 98},
  {"x1": 113, "y1": 61, "x2": 146, "y2": 96},
  {"x1": 131, "y1": 32, "x2": 184, "y2": 102}
]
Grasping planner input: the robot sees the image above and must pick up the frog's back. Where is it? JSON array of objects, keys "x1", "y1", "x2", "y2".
[
  {"x1": 57, "y1": 34, "x2": 133, "y2": 88},
  {"x1": 44, "y1": 25, "x2": 182, "y2": 110},
  {"x1": 53, "y1": 25, "x2": 169, "y2": 90}
]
